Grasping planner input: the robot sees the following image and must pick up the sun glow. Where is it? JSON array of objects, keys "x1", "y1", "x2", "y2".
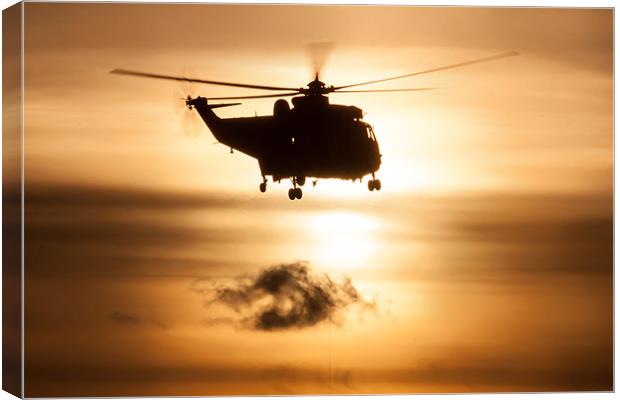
[{"x1": 306, "y1": 212, "x2": 380, "y2": 270}]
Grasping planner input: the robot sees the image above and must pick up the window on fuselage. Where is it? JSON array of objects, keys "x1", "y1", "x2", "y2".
[{"x1": 364, "y1": 123, "x2": 376, "y2": 142}]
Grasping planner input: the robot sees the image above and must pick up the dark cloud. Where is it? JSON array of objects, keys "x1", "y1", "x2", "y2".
[
  {"x1": 453, "y1": 217, "x2": 613, "y2": 246},
  {"x1": 193, "y1": 262, "x2": 374, "y2": 330},
  {"x1": 25, "y1": 183, "x2": 243, "y2": 211},
  {"x1": 24, "y1": 183, "x2": 612, "y2": 223}
]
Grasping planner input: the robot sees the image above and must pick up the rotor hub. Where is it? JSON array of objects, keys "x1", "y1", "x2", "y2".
[{"x1": 303, "y1": 77, "x2": 334, "y2": 96}]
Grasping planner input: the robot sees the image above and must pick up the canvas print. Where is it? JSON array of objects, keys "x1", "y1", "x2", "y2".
[{"x1": 2, "y1": 2, "x2": 613, "y2": 397}]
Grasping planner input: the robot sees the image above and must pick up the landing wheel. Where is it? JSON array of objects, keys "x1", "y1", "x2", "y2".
[
  {"x1": 368, "y1": 179, "x2": 381, "y2": 192},
  {"x1": 288, "y1": 187, "x2": 303, "y2": 200},
  {"x1": 296, "y1": 176, "x2": 306, "y2": 187},
  {"x1": 259, "y1": 182, "x2": 267, "y2": 193}
]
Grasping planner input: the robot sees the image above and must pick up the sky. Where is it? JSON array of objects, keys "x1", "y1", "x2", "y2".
[{"x1": 21, "y1": 4, "x2": 612, "y2": 396}]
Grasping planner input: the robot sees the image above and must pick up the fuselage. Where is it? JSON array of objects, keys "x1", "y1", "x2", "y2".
[{"x1": 190, "y1": 95, "x2": 381, "y2": 182}]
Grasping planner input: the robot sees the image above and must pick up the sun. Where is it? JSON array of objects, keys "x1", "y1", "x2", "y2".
[{"x1": 305, "y1": 211, "x2": 380, "y2": 270}]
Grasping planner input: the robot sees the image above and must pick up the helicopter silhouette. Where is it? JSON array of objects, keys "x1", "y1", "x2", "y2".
[{"x1": 111, "y1": 49, "x2": 518, "y2": 200}]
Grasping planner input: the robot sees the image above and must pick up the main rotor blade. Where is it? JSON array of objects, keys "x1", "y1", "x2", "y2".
[
  {"x1": 334, "y1": 88, "x2": 436, "y2": 93},
  {"x1": 334, "y1": 51, "x2": 519, "y2": 90},
  {"x1": 209, "y1": 92, "x2": 300, "y2": 100},
  {"x1": 110, "y1": 69, "x2": 299, "y2": 92}
]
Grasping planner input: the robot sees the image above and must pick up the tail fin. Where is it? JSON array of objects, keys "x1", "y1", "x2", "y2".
[{"x1": 186, "y1": 96, "x2": 233, "y2": 138}]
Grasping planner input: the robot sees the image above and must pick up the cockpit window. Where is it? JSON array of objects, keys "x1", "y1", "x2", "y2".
[{"x1": 365, "y1": 123, "x2": 376, "y2": 141}]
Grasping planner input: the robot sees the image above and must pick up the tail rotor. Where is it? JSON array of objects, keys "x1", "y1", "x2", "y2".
[{"x1": 171, "y1": 70, "x2": 204, "y2": 138}]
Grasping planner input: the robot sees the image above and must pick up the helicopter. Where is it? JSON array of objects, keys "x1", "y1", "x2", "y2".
[{"x1": 111, "y1": 50, "x2": 518, "y2": 200}]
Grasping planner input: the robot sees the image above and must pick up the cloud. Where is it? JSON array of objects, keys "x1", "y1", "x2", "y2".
[{"x1": 192, "y1": 262, "x2": 374, "y2": 331}]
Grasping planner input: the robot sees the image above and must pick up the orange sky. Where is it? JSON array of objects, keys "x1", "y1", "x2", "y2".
[{"x1": 22, "y1": 4, "x2": 612, "y2": 396}]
